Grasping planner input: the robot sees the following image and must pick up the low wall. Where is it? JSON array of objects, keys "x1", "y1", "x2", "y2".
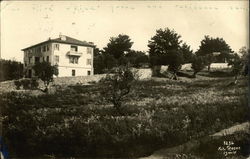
[
  {"x1": 53, "y1": 74, "x2": 107, "y2": 85},
  {"x1": 0, "y1": 80, "x2": 17, "y2": 92},
  {"x1": 131, "y1": 68, "x2": 152, "y2": 80}
]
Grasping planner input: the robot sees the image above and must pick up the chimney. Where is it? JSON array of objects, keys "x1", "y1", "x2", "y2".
[{"x1": 59, "y1": 33, "x2": 66, "y2": 41}]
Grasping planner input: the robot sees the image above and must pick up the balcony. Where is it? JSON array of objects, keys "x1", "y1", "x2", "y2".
[{"x1": 67, "y1": 51, "x2": 83, "y2": 57}]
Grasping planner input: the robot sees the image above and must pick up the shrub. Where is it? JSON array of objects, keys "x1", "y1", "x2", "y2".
[
  {"x1": 21, "y1": 79, "x2": 31, "y2": 89},
  {"x1": 14, "y1": 80, "x2": 22, "y2": 90},
  {"x1": 100, "y1": 65, "x2": 135, "y2": 115}
]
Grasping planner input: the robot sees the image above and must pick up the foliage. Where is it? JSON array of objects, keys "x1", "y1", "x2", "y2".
[
  {"x1": 180, "y1": 43, "x2": 194, "y2": 63},
  {"x1": 0, "y1": 59, "x2": 23, "y2": 81},
  {"x1": 167, "y1": 50, "x2": 184, "y2": 80},
  {"x1": 148, "y1": 28, "x2": 182, "y2": 66},
  {"x1": 1, "y1": 76, "x2": 248, "y2": 158},
  {"x1": 32, "y1": 62, "x2": 58, "y2": 92},
  {"x1": 191, "y1": 56, "x2": 206, "y2": 78},
  {"x1": 196, "y1": 36, "x2": 233, "y2": 71},
  {"x1": 100, "y1": 66, "x2": 135, "y2": 114},
  {"x1": 125, "y1": 50, "x2": 149, "y2": 68},
  {"x1": 103, "y1": 34, "x2": 133, "y2": 60},
  {"x1": 227, "y1": 47, "x2": 249, "y2": 84},
  {"x1": 14, "y1": 78, "x2": 39, "y2": 90}
]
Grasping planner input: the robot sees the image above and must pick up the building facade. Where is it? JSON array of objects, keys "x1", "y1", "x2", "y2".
[{"x1": 22, "y1": 35, "x2": 95, "y2": 78}]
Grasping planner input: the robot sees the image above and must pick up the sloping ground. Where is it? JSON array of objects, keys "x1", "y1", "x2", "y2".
[{"x1": 140, "y1": 122, "x2": 250, "y2": 159}]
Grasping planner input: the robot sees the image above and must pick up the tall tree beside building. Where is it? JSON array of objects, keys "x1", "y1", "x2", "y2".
[{"x1": 33, "y1": 62, "x2": 58, "y2": 93}]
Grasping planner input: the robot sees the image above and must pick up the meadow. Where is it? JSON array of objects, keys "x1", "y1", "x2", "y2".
[{"x1": 0, "y1": 71, "x2": 249, "y2": 158}]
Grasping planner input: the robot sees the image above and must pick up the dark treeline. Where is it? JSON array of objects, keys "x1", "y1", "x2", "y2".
[{"x1": 0, "y1": 59, "x2": 23, "y2": 81}]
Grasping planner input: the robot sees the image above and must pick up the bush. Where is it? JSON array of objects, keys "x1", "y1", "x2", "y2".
[
  {"x1": 100, "y1": 66, "x2": 135, "y2": 114},
  {"x1": 21, "y1": 79, "x2": 31, "y2": 89},
  {"x1": 14, "y1": 80, "x2": 22, "y2": 90}
]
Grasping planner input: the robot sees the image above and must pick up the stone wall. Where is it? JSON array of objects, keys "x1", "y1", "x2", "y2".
[{"x1": 53, "y1": 74, "x2": 107, "y2": 85}]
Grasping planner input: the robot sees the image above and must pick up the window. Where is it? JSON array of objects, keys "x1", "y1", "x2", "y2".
[
  {"x1": 87, "y1": 59, "x2": 92, "y2": 65},
  {"x1": 55, "y1": 44, "x2": 59, "y2": 50},
  {"x1": 72, "y1": 70, "x2": 76, "y2": 76},
  {"x1": 46, "y1": 45, "x2": 49, "y2": 51},
  {"x1": 28, "y1": 69, "x2": 32, "y2": 78},
  {"x1": 87, "y1": 47, "x2": 92, "y2": 54},
  {"x1": 71, "y1": 45, "x2": 78, "y2": 52},
  {"x1": 54, "y1": 55, "x2": 59, "y2": 64},
  {"x1": 69, "y1": 56, "x2": 79, "y2": 64},
  {"x1": 28, "y1": 57, "x2": 32, "y2": 64},
  {"x1": 43, "y1": 46, "x2": 46, "y2": 52},
  {"x1": 87, "y1": 71, "x2": 91, "y2": 75},
  {"x1": 43, "y1": 57, "x2": 45, "y2": 62},
  {"x1": 35, "y1": 57, "x2": 40, "y2": 63},
  {"x1": 46, "y1": 56, "x2": 49, "y2": 62}
]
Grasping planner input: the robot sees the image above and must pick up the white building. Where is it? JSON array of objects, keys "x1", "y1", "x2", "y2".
[{"x1": 22, "y1": 35, "x2": 95, "y2": 77}]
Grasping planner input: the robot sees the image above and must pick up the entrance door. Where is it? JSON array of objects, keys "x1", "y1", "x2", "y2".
[{"x1": 72, "y1": 69, "x2": 76, "y2": 76}]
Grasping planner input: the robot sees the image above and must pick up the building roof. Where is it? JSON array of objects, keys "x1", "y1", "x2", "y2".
[{"x1": 22, "y1": 35, "x2": 95, "y2": 51}]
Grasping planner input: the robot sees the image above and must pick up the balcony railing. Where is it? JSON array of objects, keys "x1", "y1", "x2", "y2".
[{"x1": 67, "y1": 51, "x2": 83, "y2": 56}]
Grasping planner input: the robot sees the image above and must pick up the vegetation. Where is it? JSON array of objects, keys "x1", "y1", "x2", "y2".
[
  {"x1": 0, "y1": 59, "x2": 23, "y2": 81},
  {"x1": 32, "y1": 62, "x2": 58, "y2": 93},
  {"x1": 103, "y1": 34, "x2": 133, "y2": 60},
  {"x1": 1, "y1": 73, "x2": 248, "y2": 158},
  {"x1": 100, "y1": 66, "x2": 135, "y2": 114},
  {"x1": 191, "y1": 56, "x2": 206, "y2": 78},
  {"x1": 196, "y1": 36, "x2": 233, "y2": 71}
]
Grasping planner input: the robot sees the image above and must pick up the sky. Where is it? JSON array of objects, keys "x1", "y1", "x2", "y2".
[{"x1": 1, "y1": 1, "x2": 249, "y2": 62}]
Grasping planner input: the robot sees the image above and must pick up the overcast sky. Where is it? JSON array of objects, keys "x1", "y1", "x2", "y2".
[{"x1": 1, "y1": 1, "x2": 249, "y2": 62}]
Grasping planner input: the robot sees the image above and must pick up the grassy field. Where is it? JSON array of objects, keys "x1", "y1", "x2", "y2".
[{"x1": 0, "y1": 71, "x2": 249, "y2": 158}]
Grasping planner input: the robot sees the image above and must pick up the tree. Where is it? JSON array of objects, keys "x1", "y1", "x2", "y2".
[
  {"x1": 93, "y1": 48, "x2": 105, "y2": 74},
  {"x1": 100, "y1": 65, "x2": 135, "y2": 115},
  {"x1": 191, "y1": 55, "x2": 206, "y2": 78},
  {"x1": 33, "y1": 62, "x2": 58, "y2": 93},
  {"x1": 0, "y1": 59, "x2": 23, "y2": 81},
  {"x1": 125, "y1": 50, "x2": 149, "y2": 68},
  {"x1": 148, "y1": 28, "x2": 182, "y2": 66},
  {"x1": 196, "y1": 35, "x2": 233, "y2": 71},
  {"x1": 148, "y1": 28, "x2": 184, "y2": 78},
  {"x1": 103, "y1": 34, "x2": 133, "y2": 60},
  {"x1": 180, "y1": 43, "x2": 194, "y2": 63},
  {"x1": 167, "y1": 50, "x2": 184, "y2": 80},
  {"x1": 227, "y1": 47, "x2": 249, "y2": 84}
]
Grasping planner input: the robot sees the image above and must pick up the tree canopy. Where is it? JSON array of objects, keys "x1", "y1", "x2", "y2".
[
  {"x1": 148, "y1": 28, "x2": 183, "y2": 66},
  {"x1": 103, "y1": 34, "x2": 133, "y2": 60},
  {"x1": 33, "y1": 62, "x2": 58, "y2": 92},
  {"x1": 196, "y1": 36, "x2": 233, "y2": 71},
  {"x1": 180, "y1": 43, "x2": 194, "y2": 63}
]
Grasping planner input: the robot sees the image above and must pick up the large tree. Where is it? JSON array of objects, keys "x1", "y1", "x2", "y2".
[
  {"x1": 148, "y1": 28, "x2": 184, "y2": 78},
  {"x1": 103, "y1": 34, "x2": 133, "y2": 60},
  {"x1": 196, "y1": 35, "x2": 233, "y2": 71},
  {"x1": 148, "y1": 28, "x2": 182, "y2": 66}
]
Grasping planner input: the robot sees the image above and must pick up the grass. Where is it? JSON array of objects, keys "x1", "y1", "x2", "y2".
[{"x1": 0, "y1": 71, "x2": 249, "y2": 158}]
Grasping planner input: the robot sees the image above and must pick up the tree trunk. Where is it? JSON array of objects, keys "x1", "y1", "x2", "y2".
[
  {"x1": 208, "y1": 64, "x2": 211, "y2": 72},
  {"x1": 192, "y1": 72, "x2": 197, "y2": 78},
  {"x1": 173, "y1": 72, "x2": 178, "y2": 80}
]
